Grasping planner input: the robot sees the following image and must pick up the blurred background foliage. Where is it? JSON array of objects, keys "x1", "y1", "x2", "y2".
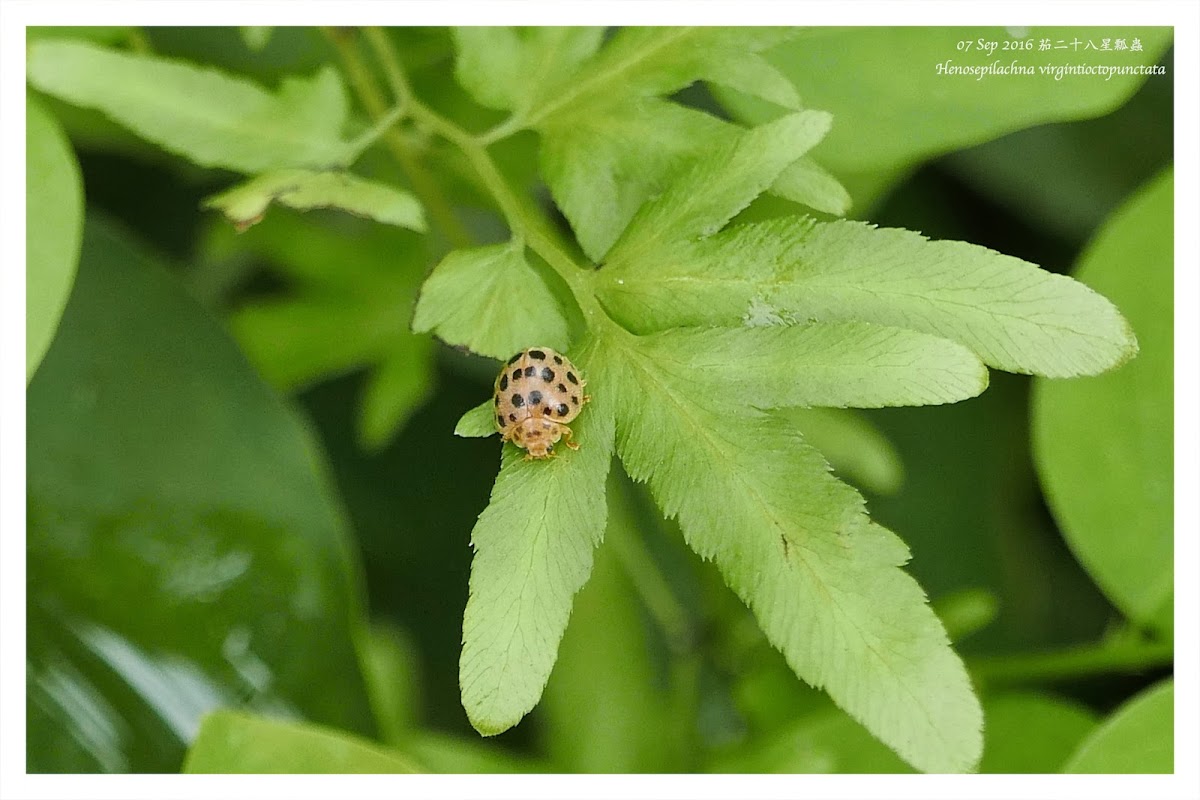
[{"x1": 26, "y1": 26, "x2": 1173, "y2": 774}]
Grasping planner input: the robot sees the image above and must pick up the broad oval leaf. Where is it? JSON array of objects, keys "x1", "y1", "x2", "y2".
[
  {"x1": 184, "y1": 710, "x2": 420, "y2": 773},
  {"x1": 716, "y1": 27, "x2": 1174, "y2": 173},
  {"x1": 27, "y1": 218, "x2": 376, "y2": 772},
  {"x1": 204, "y1": 169, "x2": 425, "y2": 232},
  {"x1": 27, "y1": 40, "x2": 354, "y2": 173},
  {"x1": 600, "y1": 330, "x2": 982, "y2": 773},
  {"x1": 412, "y1": 242, "x2": 570, "y2": 360},
  {"x1": 1063, "y1": 679, "x2": 1173, "y2": 773},
  {"x1": 1033, "y1": 170, "x2": 1173, "y2": 634},
  {"x1": 459, "y1": 343, "x2": 614, "y2": 734},
  {"x1": 26, "y1": 96, "x2": 83, "y2": 383},
  {"x1": 599, "y1": 216, "x2": 1137, "y2": 378}
]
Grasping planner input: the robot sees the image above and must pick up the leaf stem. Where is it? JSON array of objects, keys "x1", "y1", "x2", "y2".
[
  {"x1": 322, "y1": 26, "x2": 472, "y2": 250},
  {"x1": 968, "y1": 637, "x2": 1173, "y2": 686},
  {"x1": 359, "y1": 26, "x2": 613, "y2": 328}
]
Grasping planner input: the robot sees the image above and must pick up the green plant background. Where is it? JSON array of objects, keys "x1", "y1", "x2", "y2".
[{"x1": 25, "y1": 26, "x2": 1173, "y2": 774}]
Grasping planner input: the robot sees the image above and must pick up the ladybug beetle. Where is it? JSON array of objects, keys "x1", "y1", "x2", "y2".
[{"x1": 493, "y1": 347, "x2": 589, "y2": 460}]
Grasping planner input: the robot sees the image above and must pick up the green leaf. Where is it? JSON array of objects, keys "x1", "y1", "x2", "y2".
[
  {"x1": 204, "y1": 169, "x2": 425, "y2": 232},
  {"x1": 779, "y1": 408, "x2": 903, "y2": 495},
  {"x1": 630, "y1": 324, "x2": 987, "y2": 409},
  {"x1": 456, "y1": 399, "x2": 499, "y2": 438},
  {"x1": 528, "y1": 27, "x2": 800, "y2": 127},
  {"x1": 184, "y1": 710, "x2": 420, "y2": 773},
  {"x1": 27, "y1": 218, "x2": 376, "y2": 772},
  {"x1": 452, "y1": 26, "x2": 605, "y2": 116},
  {"x1": 716, "y1": 27, "x2": 1174, "y2": 174},
  {"x1": 605, "y1": 111, "x2": 832, "y2": 266},
  {"x1": 1033, "y1": 170, "x2": 1173, "y2": 633},
  {"x1": 1064, "y1": 680, "x2": 1173, "y2": 773},
  {"x1": 459, "y1": 343, "x2": 614, "y2": 735},
  {"x1": 599, "y1": 216, "x2": 1138, "y2": 378},
  {"x1": 977, "y1": 693, "x2": 1098, "y2": 773},
  {"x1": 599, "y1": 330, "x2": 982, "y2": 773},
  {"x1": 453, "y1": 27, "x2": 831, "y2": 262},
  {"x1": 772, "y1": 156, "x2": 853, "y2": 216},
  {"x1": 540, "y1": 101, "x2": 847, "y2": 262},
  {"x1": 26, "y1": 96, "x2": 83, "y2": 383},
  {"x1": 28, "y1": 40, "x2": 355, "y2": 173},
  {"x1": 412, "y1": 242, "x2": 570, "y2": 360}
]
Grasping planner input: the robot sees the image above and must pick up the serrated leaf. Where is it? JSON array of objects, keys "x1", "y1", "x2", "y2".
[
  {"x1": 184, "y1": 710, "x2": 421, "y2": 774},
  {"x1": 453, "y1": 26, "x2": 605, "y2": 116},
  {"x1": 456, "y1": 400, "x2": 499, "y2": 438},
  {"x1": 1033, "y1": 170, "x2": 1173, "y2": 634},
  {"x1": 599, "y1": 216, "x2": 1137, "y2": 378},
  {"x1": 459, "y1": 346, "x2": 614, "y2": 735},
  {"x1": 780, "y1": 408, "x2": 903, "y2": 495},
  {"x1": 599, "y1": 330, "x2": 982, "y2": 773},
  {"x1": 604, "y1": 111, "x2": 832, "y2": 266},
  {"x1": 26, "y1": 96, "x2": 83, "y2": 383},
  {"x1": 539, "y1": 97, "x2": 729, "y2": 263},
  {"x1": 412, "y1": 242, "x2": 570, "y2": 360},
  {"x1": 633, "y1": 324, "x2": 987, "y2": 410},
  {"x1": 1063, "y1": 680, "x2": 1173, "y2": 773},
  {"x1": 27, "y1": 40, "x2": 354, "y2": 173},
  {"x1": 540, "y1": 100, "x2": 847, "y2": 262},
  {"x1": 204, "y1": 169, "x2": 425, "y2": 232},
  {"x1": 773, "y1": 156, "x2": 852, "y2": 216},
  {"x1": 529, "y1": 27, "x2": 800, "y2": 127}
]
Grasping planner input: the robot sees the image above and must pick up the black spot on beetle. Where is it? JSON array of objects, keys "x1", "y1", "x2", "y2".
[
  {"x1": 507, "y1": 352, "x2": 522, "y2": 365},
  {"x1": 571, "y1": 395, "x2": 579, "y2": 405},
  {"x1": 524, "y1": 365, "x2": 536, "y2": 377},
  {"x1": 499, "y1": 374, "x2": 508, "y2": 391},
  {"x1": 494, "y1": 396, "x2": 500, "y2": 406},
  {"x1": 557, "y1": 383, "x2": 567, "y2": 393},
  {"x1": 541, "y1": 367, "x2": 555, "y2": 382},
  {"x1": 567, "y1": 372, "x2": 578, "y2": 385},
  {"x1": 496, "y1": 414, "x2": 505, "y2": 426},
  {"x1": 512, "y1": 369, "x2": 521, "y2": 381},
  {"x1": 553, "y1": 355, "x2": 563, "y2": 365},
  {"x1": 529, "y1": 429, "x2": 541, "y2": 438},
  {"x1": 509, "y1": 413, "x2": 517, "y2": 422},
  {"x1": 511, "y1": 394, "x2": 525, "y2": 407},
  {"x1": 529, "y1": 349, "x2": 546, "y2": 360},
  {"x1": 527, "y1": 390, "x2": 543, "y2": 406},
  {"x1": 556, "y1": 403, "x2": 569, "y2": 417}
]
